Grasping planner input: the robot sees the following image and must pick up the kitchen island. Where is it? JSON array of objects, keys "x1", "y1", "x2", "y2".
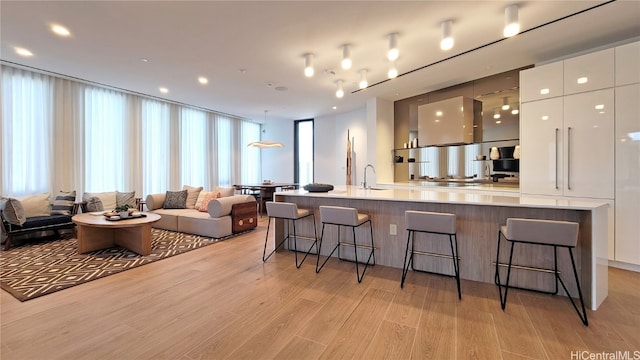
[{"x1": 274, "y1": 185, "x2": 608, "y2": 310}]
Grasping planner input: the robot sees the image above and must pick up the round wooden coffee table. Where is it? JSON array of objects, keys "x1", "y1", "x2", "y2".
[{"x1": 72, "y1": 212, "x2": 161, "y2": 255}]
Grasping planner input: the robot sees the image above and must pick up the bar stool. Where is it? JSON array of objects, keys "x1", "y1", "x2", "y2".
[
  {"x1": 263, "y1": 202, "x2": 318, "y2": 268},
  {"x1": 402, "y1": 211, "x2": 461, "y2": 299},
  {"x1": 316, "y1": 206, "x2": 375, "y2": 283},
  {"x1": 495, "y1": 218, "x2": 588, "y2": 326}
]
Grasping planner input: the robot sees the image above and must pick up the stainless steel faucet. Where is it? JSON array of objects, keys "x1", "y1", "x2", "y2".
[{"x1": 363, "y1": 164, "x2": 376, "y2": 189}]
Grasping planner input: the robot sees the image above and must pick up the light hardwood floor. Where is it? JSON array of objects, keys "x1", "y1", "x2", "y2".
[{"x1": 1, "y1": 218, "x2": 639, "y2": 359}]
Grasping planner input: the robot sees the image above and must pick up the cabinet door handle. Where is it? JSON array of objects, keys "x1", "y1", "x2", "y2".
[
  {"x1": 567, "y1": 126, "x2": 572, "y2": 190},
  {"x1": 555, "y1": 128, "x2": 559, "y2": 190}
]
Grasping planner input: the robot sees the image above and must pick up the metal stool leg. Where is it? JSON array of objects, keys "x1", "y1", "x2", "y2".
[
  {"x1": 316, "y1": 223, "x2": 339, "y2": 273},
  {"x1": 263, "y1": 216, "x2": 287, "y2": 262},
  {"x1": 401, "y1": 230, "x2": 413, "y2": 288},
  {"x1": 450, "y1": 234, "x2": 462, "y2": 300}
]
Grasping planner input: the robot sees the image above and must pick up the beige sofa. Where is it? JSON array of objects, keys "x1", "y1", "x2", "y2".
[{"x1": 145, "y1": 189, "x2": 257, "y2": 239}]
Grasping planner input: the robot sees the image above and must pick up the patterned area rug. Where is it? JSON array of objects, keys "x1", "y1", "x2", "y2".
[{"x1": 1, "y1": 229, "x2": 226, "y2": 301}]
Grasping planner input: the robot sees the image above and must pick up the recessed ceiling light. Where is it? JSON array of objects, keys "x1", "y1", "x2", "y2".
[
  {"x1": 239, "y1": 68, "x2": 247, "y2": 74},
  {"x1": 275, "y1": 86, "x2": 288, "y2": 92},
  {"x1": 332, "y1": 106, "x2": 337, "y2": 110},
  {"x1": 198, "y1": 77, "x2": 208, "y2": 85},
  {"x1": 51, "y1": 24, "x2": 70, "y2": 37},
  {"x1": 15, "y1": 47, "x2": 33, "y2": 57},
  {"x1": 140, "y1": 58, "x2": 149, "y2": 62},
  {"x1": 159, "y1": 87, "x2": 168, "y2": 93}
]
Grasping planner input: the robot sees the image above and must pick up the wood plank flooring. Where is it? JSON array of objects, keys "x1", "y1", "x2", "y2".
[{"x1": 1, "y1": 218, "x2": 639, "y2": 359}]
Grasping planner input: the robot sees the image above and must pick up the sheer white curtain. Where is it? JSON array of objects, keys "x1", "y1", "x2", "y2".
[
  {"x1": 241, "y1": 121, "x2": 261, "y2": 184},
  {"x1": 83, "y1": 87, "x2": 129, "y2": 192},
  {"x1": 180, "y1": 107, "x2": 208, "y2": 187},
  {"x1": 141, "y1": 99, "x2": 171, "y2": 195},
  {"x1": 1, "y1": 65, "x2": 260, "y2": 198},
  {"x1": 0, "y1": 66, "x2": 53, "y2": 197},
  {"x1": 216, "y1": 116, "x2": 232, "y2": 187}
]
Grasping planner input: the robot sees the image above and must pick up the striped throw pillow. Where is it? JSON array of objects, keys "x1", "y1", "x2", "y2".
[{"x1": 51, "y1": 190, "x2": 76, "y2": 215}]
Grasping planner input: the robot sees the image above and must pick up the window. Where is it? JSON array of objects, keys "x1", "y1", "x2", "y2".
[{"x1": 294, "y1": 119, "x2": 313, "y2": 186}]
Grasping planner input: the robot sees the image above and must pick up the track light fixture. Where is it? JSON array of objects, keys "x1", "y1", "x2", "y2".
[
  {"x1": 501, "y1": 97, "x2": 510, "y2": 110},
  {"x1": 304, "y1": 53, "x2": 314, "y2": 77},
  {"x1": 387, "y1": 33, "x2": 399, "y2": 61},
  {"x1": 335, "y1": 80, "x2": 344, "y2": 98},
  {"x1": 504, "y1": 4, "x2": 520, "y2": 37},
  {"x1": 388, "y1": 61, "x2": 398, "y2": 79},
  {"x1": 341, "y1": 45, "x2": 352, "y2": 70},
  {"x1": 358, "y1": 69, "x2": 368, "y2": 89},
  {"x1": 440, "y1": 20, "x2": 454, "y2": 51}
]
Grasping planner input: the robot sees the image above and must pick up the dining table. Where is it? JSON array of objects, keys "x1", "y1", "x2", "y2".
[{"x1": 233, "y1": 183, "x2": 299, "y2": 214}]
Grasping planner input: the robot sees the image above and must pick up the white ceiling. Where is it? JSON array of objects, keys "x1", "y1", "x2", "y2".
[{"x1": 1, "y1": 1, "x2": 639, "y2": 123}]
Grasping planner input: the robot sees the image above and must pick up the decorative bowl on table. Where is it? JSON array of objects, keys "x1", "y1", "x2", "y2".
[
  {"x1": 303, "y1": 183, "x2": 334, "y2": 192},
  {"x1": 262, "y1": 180, "x2": 273, "y2": 185}
]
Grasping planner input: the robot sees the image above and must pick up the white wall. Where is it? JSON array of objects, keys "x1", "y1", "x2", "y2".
[
  {"x1": 261, "y1": 98, "x2": 393, "y2": 187},
  {"x1": 260, "y1": 119, "x2": 294, "y2": 183}
]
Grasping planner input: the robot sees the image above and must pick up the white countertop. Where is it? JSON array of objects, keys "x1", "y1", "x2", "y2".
[{"x1": 277, "y1": 185, "x2": 608, "y2": 211}]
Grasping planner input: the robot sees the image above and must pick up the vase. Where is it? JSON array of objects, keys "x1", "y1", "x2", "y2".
[
  {"x1": 490, "y1": 147, "x2": 500, "y2": 160},
  {"x1": 513, "y1": 145, "x2": 521, "y2": 159}
]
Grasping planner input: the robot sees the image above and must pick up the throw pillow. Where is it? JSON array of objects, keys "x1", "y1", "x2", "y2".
[
  {"x1": 214, "y1": 186, "x2": 235, "y2": 198},
  {"x1": 20, "y1": 193, "x2": 51, "y2": 217},
  {"x1": 0, "y1": 197, "x2": 26, "y2": 226},
  {"x1": 85, "y1": 196, "x2": 104, "y2": 212},
  {"x1": 182, "y1": 185, "x2": 203, "y2": 209},
  {"x1": 163, "y1": 190, "x2": 188, "y2": 209},
  {"x1": 116, "y1": 191, "x2": 136, "y2": 208},
  {"x1": 195, "y1": 191, "x2": 213, "y2": 209},
  {"x1": 83, "y1": 191, "x2": 117, "y2": 212},
  {"x1": 50, "y1": 190, "x2": 76, "y2": 215},
  {"x1": 198, "y1": 192, "x2": 221, "y2": 212}
]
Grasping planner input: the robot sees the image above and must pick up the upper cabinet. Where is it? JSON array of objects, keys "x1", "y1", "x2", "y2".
[
  {"x1": 615, "y1": 41, "x2": 640, "y2": 86},
  {"x1": 563, "y1": 48, "x2": 614, "y2": 95},
  {"x1": 520, "y1": 62, "x2": 563, "y2": 102}
]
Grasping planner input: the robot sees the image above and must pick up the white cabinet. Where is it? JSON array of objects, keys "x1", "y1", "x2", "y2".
[
  {"x1": 520, "y1": 98, "x2": 563, "y2": 196},
  {"x1": 563, "y1": 89, "x2": 615, "y2": 199},
  {"x1": 614, "y1": 83, "x2": 640, "y2": 265},
  {"x1": 564, "y1": 48, "x2": 614, "y2": 95},
  {"x1": 520, "y1": 90, "x2": 614, "y2": 199},
  {"x1": 615, "y1": 41, "x2": 640, "y2": 86},
  {"x1": 520, "y1": 61, "x2": 564, "y2": 102}
]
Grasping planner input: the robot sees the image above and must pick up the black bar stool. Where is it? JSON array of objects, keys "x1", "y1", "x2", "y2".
[
  {"x1": 316, "y1": 205, "x2": 375, "y2": 283},
  {"x1": 402, "y1": 210, "x2": 461, "y2": 299},
  {"x1": 263, "y1": 201, "x2": 318, "y2": 268},
  {"x1": 495, "y1": 218, "x2": 588, "y2": 326}
]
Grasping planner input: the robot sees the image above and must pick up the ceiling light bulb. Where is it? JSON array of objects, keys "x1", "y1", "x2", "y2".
[
  {"x1": 540, "y1": 88, "x2": 550, "y2": 95},
  {"x1": 503, "y1": 4, "x2": 520, "y2": 37},
  {"x1": 304, "y1": 53, "x2": 314, "y2": 77},
  {"x1": 358, "y1": 69, "x2": 368, "y2": 89},
  {"x1": 577, "y1": 77, "x2": 588, "y2": 84},
  {"x1": 501, "y1": 97, "x2": 510, "y2": 110},
  {"x1": 335, "y1": 80, "x2": 344, "y2": 98},
  {"x1": 388, "y1": 61, "x2": 398, "y2": 79},
  {"x1": 341, "y1": 45, "x2": 352, "y2": 70},
  {"x1": 15, "y1": 47, "x2": 33, "y2": 57},
  {"x1": 511, "y1": 108, "x2": 519, "y2": 115},
  {"x1": 440, "y1": 21, "x2": 454, "y2": 51},
  {"x1": 51, "y1": 24, "x2": 70, "y2": 36},
  {"x1": 198, "y1": 76, "x2": 208, "y2": 85},
  {"x1": 387, "y1": 33, "x2": 399, "y2": 61},
  {"x1": 493, "y1": 109, "x2": 501, "y2": 119},
  {"x1": 496, "y1": 120, "x2": 502, "y2": 124},
  {"x1": 159, "y1": 87, "x2": 168, "y2": 94}
]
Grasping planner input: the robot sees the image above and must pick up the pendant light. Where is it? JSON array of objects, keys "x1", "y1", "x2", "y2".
[
  {"x1": 440, "y1": 20, "x2": 454, "y2": 51},
  {"x1": 303, "y1": 53, "x2": 314, "y2": 77},
  {"x1": 387, "y1": 33, "x2": 399, "y2": 61},
  {"x1": 248, "y1": 110, "x2": 284, "y2": 148},
  {"x1": 341, "y1": 45, "x2": 352, "y2": 70},
  {"x1": 503, "y1": 4, "x2": 520, "y2": 37},
  {"x1": 358, "y1": 69, "x2": 368, "y2": 89},
  {"x1": 335, "y1": 80, "x2": 344, "y2": 98}
]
